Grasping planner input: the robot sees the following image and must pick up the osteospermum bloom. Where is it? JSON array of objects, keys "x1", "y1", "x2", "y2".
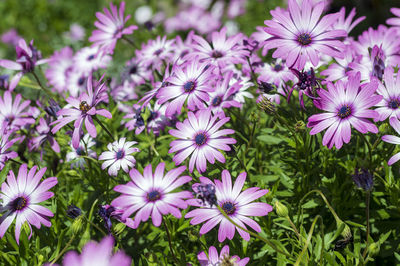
[
  {"x1": 62, "y1": 236, "x2": 131, "y2": 266},
  {"x1": 198, "y1": 245, "x2": 249, "y2": 266},
  {"x1": 0, "y1": 123, "x2": 19, "y2": 170},
  {"x1": 45, "y1": 47, "x2": 74, "y2": 93},
  {"x1": 0, "y1": 90, "x2": 35, "y2": 132},
  {"x1": 169, "y1": 110, "x2": 236, "y2": 173},
  {"x1": 374, "y1": 67, "x2": 400, "y2": 122},
  {"x1": 99, "y1": 138, "x2": 140, "y2": 177},
  {"x1": 382, "y1": 117, "x2": 400, "y2": 165},
  {"x1": 66, "y1": 134, "x2": 97, "y2": 169},
  {"x1": 307, "y1": 73, "x2": 382, "y2": 149},
  {"x1": 29, "y1": 117, "x2": 60, "y2": 154},
  {"x1": 185, "y1": 170, "x2": 273, "y2": 242},
  {"x1": 89, "y1": 1, "x2": 138, "y2": 54},
  {"x1": 111, "y1": 163, "x2": 192, "y2": 228},
  {"x1": 263, "y1": 0, "x2": 346, "y2": 70},
  {"x1": 157, "y1": 58, "x2": 215, "y2": 117},
  {"x1": 51, "y1": 73, "x2": 112, "y2": 149},
  {"x1": 0, "y1": 164, "x2": 57, "y2": 244}
]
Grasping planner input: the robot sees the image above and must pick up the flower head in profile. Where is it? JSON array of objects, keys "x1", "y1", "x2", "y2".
[
  {"x1": 374, "y1": 67, "x2": 400, "y2": 122},
  {"x1": 198, "y1": 245, "x2": 249, "y2": 266},
  {"x1": 62, "y1": 236, "x2": 131, "y2": 266},
  {"x1": 29, "y1": 117, "x2": 60, "y2": 154},
  {"x1": 66, "y1": 134, "x2": 97, "y2": 169},
  {"x1": 98, "y1": 204, "x2": 135, "y2": 233},
  {"x1": 169, "y1": 110, "x2": 236, "y2": 173},
  {"x1": 51, "y1": 73, "x2": 112, "y2": 149},
  {"x1": 382, "y1": 117, "x2": 400, "y2": 165},
  {"x1": 307, "y1": 73, "x2": 382, "y2": 149},
  {"x1": 0, "y1": 123, "x2": 19, "y2": 170},
  {"x1": 111, "y1": 163, "x2": 192, "y2": 228},
  {"x1": 157, "y1": 58, "x2": 215, "y2": 117},
  {"x1": 263, "y1": 0, "x2": 346, "y2": 70},
  {"x1": 0, "y1": 164, "x2": 57, "y2": 244},
  {"x1": 185, "y1": 170, "x2": 273, "y2": 242},
  {"x1": 89, "y1": 1, "x2": 138, "y2": 54},
  {"x1": 0, "y1": 90, "x2": 35, "y2": 132},
  {"x1": 99, "y1": 138, "x2": 140, "y2": 177},
  {"x1": 0, "y1": 39, "x2": 47, "y2": 90}
]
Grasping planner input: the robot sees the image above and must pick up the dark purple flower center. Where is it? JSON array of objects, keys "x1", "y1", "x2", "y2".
[
  {"x1": 297, "y1": 33, "x2": 312, "y2": 46},
  {"x1": 211, "y1": 50, "x2": 223, "y2": 58},
  {"x1": 147, "y1": 190, "x2": 161, "y2": 202},
  {"x1": 154, "y1": 49, "x2": 163, "y2": 56},
  {"x1": 212, "y1": 96, "x2": 223, "y2": 107},
  {"x1": 87, "y1": 54, "x2": 95, "y2": 61},
  {"x1": 79, "y1": 101, "x2": 90, "y2": 112},
  {"x1": 11, "y1": 196, "x2": 27, "y2": 211},
  {"x1": 388, "y1": 99, "x2": 400, "y2": 109},
  {"x1": 195, "y1": 133, "x2": 207, "y2": 146},
  {"x1": 76, "y1": 147, "x2": 85, "y2": 155},
  {"x1": 184, "y1": 81, "x2": 196, "y2": 92},
  {"x1": 129, "y1": 65, "x2": 138, "y2": 74},
  {"x1": 116, "y1": 150, "x2": 125, "y2": 159},
  {"x1": 274, "y1": 64, "x2": 283, "y2": 72},
  {"x1": 221, "y1": 201, "x2": 236, "y2": 215},
  {"x1": 337, "y1": 105, "x2": 352, "y2": 118},
  {"x1": 78, "y1": 77, "x2": 85, "y2": 86}
]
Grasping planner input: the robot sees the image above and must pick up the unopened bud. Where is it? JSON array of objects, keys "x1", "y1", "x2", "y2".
[
  {"x1": 71, "y1": 216, "x2": 84, "y2": 234},
  {"x1": 250, "y1": 111, "x2": 259, "y2": 123},
  {"x1": 258, "y1": 95, "x2": 275, "y2": 114},
  {"x1": 295, "y1": 120, "x2": 305, "y2": 132},
  {"x1": 275, "y1": 201, "x2": 288, "y2": 218},
  {"x1": 114, "y1": 222, "x2": 126, "y2": 235}
]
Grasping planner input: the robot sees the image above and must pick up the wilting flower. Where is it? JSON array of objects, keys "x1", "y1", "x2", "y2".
[
  {"x1": 0, "y1": 90, "x2": 35, "y2": 132},
  {"x1": 157, "y1": 58, "x2": 215, "y2": 117},
  {"x1": 185, "y1": 170, "x2": 273, "y2": 242},
  {"x1": 62, "y1": 236, "x2": 131, "y2": 266},
  {"x1": 0, "y1": 123, "x2": 19, "y2": 170},
  {"x1": 382, "y1": 117, "x2": 400, "y2": 165},
  {"x1": 289, "y1": 68, "x2": 322, "y2": 109},
  {"x1": 0, "y1": 164, "x2": 57, "y2": 244},
  {"x1": 263, "y1": 0, "x2": 346, "y2": 70},
  {"x1": 307, "y1": 73, "x2": 382, "y2": 149},
  {"x1": 122, "y1": 104, "x2": 145, "y2": 135},
  {"x1": 29, "y1": 117, "x2": 60, "y2": 154},
  {"x1": 89, "y1": 1, "x2": 138, "y2": 54},
  {"x1": 198, "y1": 245, "x2": 249, "y2": 266},
  {"x1": 169, "y1": 110, "x2": 236, "y2": 173},
  {"x1": 0, "y1": 39, "x2": 47, "y2": 91},
  {"x1": 192, "y1": 183, "x2": 217, "y2": 207},
  {"x1": 51, "y1": 73, "x2": 112, "y2": 149},
  {"x1": 98, "y1": 138, "x2": 140, "y2": 177},
  {"x1": 111, "y1": 163, "x2": 192, "y2": 228},
  {"x1": 352, "y1": 168, "x2": 373, "y2": 191},
  {"x1": 374, "y1": 67, "x2": 400, "y2": 122}
]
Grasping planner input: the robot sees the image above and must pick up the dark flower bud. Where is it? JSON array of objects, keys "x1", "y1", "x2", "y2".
[
  {"x1": 144, "y1": 21, "x2": 154, "y2": 31},
  {"x1": 45, "y1": 99, "x2": 61, "y2": 119},
  {"x1": 0, "y1": 75, "x2": 9, "y2": 89},
  {"x1": 352, "y1": 168, "x2": 373, "y2": 191},
  {"x1": 66, "y1": 204, "x2": 82, "y2": 219},
  {"x1": 193, "y1": 183, "x2": 217, "y2": 207},
  {"x1": 258, "y1": 81, "x2": 275, "y2": 94}
]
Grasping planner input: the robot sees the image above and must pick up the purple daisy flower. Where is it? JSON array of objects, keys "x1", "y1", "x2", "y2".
[
  {"x1": 189, "y1": 27, "x2": 249, "y2": 69},
  {"x1": 0, "y1": 123, "x2": 19, "y2": 170},
  {"x1": 169, "y1": 110, "x2": 236, "y2": 173},
  {"x1": 0, "y1": 39, "x2": 47, "y2": 91},
  {"x1": 62, "y1": 236, "x2": 131, "y2": 266},
  {"x1": 98, "y1": 138, "x2": 140, "y2": 177},
  {"x1": 111, "y1": 163, "x2": 192, "y2": 228},
  {"x1": 0, "y1": 164, "x2": 57, "y2": 244},
  {"x1": 198, "y1": 245, "x2": 249, "y2": 266},
  {"x1": 157, "y1": 58, "x2": 215, "y2": 117},
  {"x1": 0, "y1": 90, "x2": 35, "y2": 132},
  {"x1": 263, "y1": 0, "x2": 347, "y2": 70},
  {"x1": 122, "y1": 104, "x2": 145, "y2": 135},
  {"x1": 73, "y1": 46, "x2": 111, "y2": 76},
  {"x1": 382, "y1": 117, "x2": 400, "y2": 165},
  {"x1": 137, "y1": 36, "x2": 175, "y2": 71},
  {"x1": 307, "y1": 73, "x2": 382, "y2": 149},
  {"x1": 29, "y1": 117, "x2": 60, "y2": 154},
  {"x1": 45, "y1": 47, "x2": 74, "y2": 94},
  {"x1": 374, "y1": 67, "x2": 400, "y2": 122},
  {"x1": 185, "y1": 170, "x2": 273, "y2": 242},
  {"x1": 51, "y1": 73, "x2": 112, "y2": 149},
  {"x1": 66, "y1": 134, "x2": 97, "y2": 169},
  {"x1": 255, "y1": 59, "x2": 295, "y2": 87},
  {"x1": 89, "y1": 1, "x2": 138, "y2": 55},
  {"x1": 387, "y1": 8, "x2": 400, "y2": 28}
]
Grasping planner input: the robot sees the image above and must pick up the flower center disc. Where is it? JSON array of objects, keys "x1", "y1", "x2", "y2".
[
  {"x1": 195, "y1": 133, "x2": 207, "y2": 146},
  {"x1": 79, "y1": 101, "x2": 90, "y2": 112},
  {"x1": 12, "y1": 196, "x2": 27, "y2": 211},
  {"x1": 274, "y1": 64, "x2": 283, "y2": 72},
  {"x1": 116, "y1": 150, "x2": 125, "y2": 159},
  {"x1": 297, "y1": 33, "x2": 312, "y2": 46},
  {"x1": 337, "y1": 105, "x2": 352, "y2": 118},
  {"x1": 147, "y1": 190, "x2": 161, "y2": 202},
  {"x1": 212, "y1": 96, "x2": 223, "y2": 107},
  {"x1": 222, "y1": 201, "x2": 236, "y2": 215},
  {"x1": 211, "y1": 50, "x2": 223, "y2": 58},
  {"x1": 184, "y1": 81, "x2": 196, "y2": 93},
  {"x1": 388, "y1": 99, "x2": 400, "y2": 109}
]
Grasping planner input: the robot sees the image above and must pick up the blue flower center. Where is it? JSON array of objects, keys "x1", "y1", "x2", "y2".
[
  {"x1": 147, "y1": 190, "x2": 161, "y2": 202},
  {"x1": 87, "y1": 54, "x2": 95, "y2": 60},
  {"x1": 297, "y1": 33, "x2": 312, "y2": 46},
  {"x1": 78, "y1": 77, "x2": 85, "y2": 86},
  {"x1": 184, "y1": 81, "x2": 195, "y2": 92},
  {"x1": 76, "y1": 147, "x2": 85, "y2": 156},
  {"x1": 222, "y1": 201, "x2": 236, "y2": 215},
  {"x1": 388, "y1": 99, "x2": 400, "y2": 109},
  {"x1": 116, "y1": 150, "x2": 125, "y2": 159},
  {"x1": 212, "y1": 50, "x2": 223, "y2": 58},
  {"x1": 212, "y1": 96, "x2": 223, "y2": 107},
  {"x1": 12, "y1": 196, "x2": 27, "y2": 211},
  {"x1": 195, "y1": 133, "x2": 207, "y2": 146},
  {"x1": 274, "y1": 64, "x2": 283, "y2": 72},
  {"x1": 337, "y1": 105, "x2": 352, "y2": 118}
]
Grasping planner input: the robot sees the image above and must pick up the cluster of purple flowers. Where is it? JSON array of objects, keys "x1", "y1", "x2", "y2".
[{"x1": 1, "y1": 0, "x2": 400, "y2": 264}]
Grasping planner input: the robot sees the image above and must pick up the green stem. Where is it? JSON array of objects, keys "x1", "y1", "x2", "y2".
[
  {"x1": 359, "y1": 132, "x2": 372, "y2": 163},
  {"x1": 93, "y1": 115, "x2": 114, "y2": 141},
  {"x1": 9, "y1": 158, "x2": 23, "y2": 165},
  {"x1": 362, "y1": 191, "x2": 371, "y2": 259},
  {"x1": 162, "y1": 219, "x2": 179, "y2": 265},
  {"x1": 50, "y1": 234, "x2": 76, "y2": 264},
  {"x1": 83, "y1": 216, "x2": 107, "y2": 236},
  {"x1": 216, "y1": 205, "x2": 291, "y2": 258},
  {"x1": 122, "y1": 36, "x2": 139, "y2": 49},
  {"x1": 286, "y1": 216, "x2": 301, "y2": 240},
  {"x1": 235, "y1": 152, "x2": 248, "y2": 173},
  {"x1": 31, "y1": 71, "x2": 52, "y2": 97}
]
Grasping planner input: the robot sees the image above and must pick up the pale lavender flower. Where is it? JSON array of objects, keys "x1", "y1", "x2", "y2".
[{"x1": 198, "y1": 245, "x2": 249, "y2": 266}]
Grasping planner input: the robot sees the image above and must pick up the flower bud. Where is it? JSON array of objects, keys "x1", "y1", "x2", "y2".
[
  {"x1": 294, "y1": 120, "x2": 305, "y2": 132},
  {"x1": 352, "y1": 168, "x2": 373, "y2": 191},
  {"x1": 71, "y1": 216, "x2": 84, "y2": 234},
  {"x1": 114, "y1": 222, "x2": 126, "y2": 235},
  {"x1": 274, "y1": 201, "x2": 288, "y2": 217},
  {"x1": 67, "y1": 204, "x2": 82, "y2": 219},
  {"x1": 258, "y1": 95, "x2": 275, "y2": 114},
  {"x1": 250, "y1": 111, "x2": 259, "y2": 123}
]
